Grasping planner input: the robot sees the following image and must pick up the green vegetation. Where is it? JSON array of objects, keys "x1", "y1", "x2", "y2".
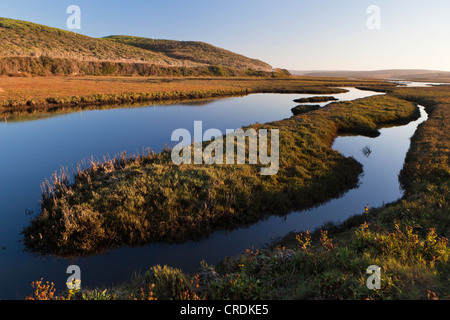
[
  {"x1": 6, "y1": 86, "x2": 249, "y2": 109},
  {"x1": 293, "y1": 96, "x2": 337, "y2": 103},
  {"x1": 23, "y1": 95, "x2": 420, "y2": 257},
  {"x1": 355, "y1": 85, "x2": 397, "y2": 93},
  {"x1": 291, "y1": 104, "x2": 321, "y2": 115},
  {"x1": 0, "y1": 56, "x2": 277, "y2": 78}
]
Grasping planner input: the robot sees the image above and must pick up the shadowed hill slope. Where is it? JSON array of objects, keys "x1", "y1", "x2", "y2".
[{"x1": 103, "y1": 35, "x2": 273, "y2": 71}]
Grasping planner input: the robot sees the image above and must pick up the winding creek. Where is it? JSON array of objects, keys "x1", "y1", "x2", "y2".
[{"x1": 0, "y1": 85, "x2": 430, "y2": 299}]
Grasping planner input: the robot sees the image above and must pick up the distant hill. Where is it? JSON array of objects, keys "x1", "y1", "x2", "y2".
[
  {"x1": 290, "y1": 69, "x2": 450, "y2": 82},
  {"x1": 104, "y1": 36, "x2": 272, "y2": 71},
  {"x1": 0, "y1": 17, "x2": 273, "y2": 75}
]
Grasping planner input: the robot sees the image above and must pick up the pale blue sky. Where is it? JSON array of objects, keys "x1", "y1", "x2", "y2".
[{"x1": 1, "y1": 0, "x2": 450, "y2": 71}]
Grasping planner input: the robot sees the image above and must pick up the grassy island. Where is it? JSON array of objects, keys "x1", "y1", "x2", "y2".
[
  {"x1": 23, "y1": 94, "x2": 420, "y2": 256},
  {"x1": 24, "y1": 85, "x2": 449, "y2": 301}
]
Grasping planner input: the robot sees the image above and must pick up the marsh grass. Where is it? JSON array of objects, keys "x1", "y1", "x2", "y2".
[
  {"x1": 23, "y1": 95, "x2": 420, "y2": 256},
  {"x1": 291, "y1": 104, "x2": 321, "y2": 115},
  {"x1": 0, "y1": 76, "x2": 391, "y2": 118},
  {"x1": 25, "y1": 86, "x2": 450, "y2": 300},
  {"x1": 199, "y1": 86, "x2": 449, "y2": 300},
  {"x1": 293, "y1": 96, "x2": 337, "y2": 103}
]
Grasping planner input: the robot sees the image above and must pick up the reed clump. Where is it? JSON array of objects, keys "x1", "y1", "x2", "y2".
[{"x1": 293, "y1": 96, "x2": 337, "y2": 103}]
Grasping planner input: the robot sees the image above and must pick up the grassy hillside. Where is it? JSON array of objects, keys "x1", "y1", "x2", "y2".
[
  {"x1": 0, "y1": 18, "x2": 189, "y2": 66},
  {"x1": 104, "y1": 36, "x2": 272, "y2": 71},
  {"x1": 0, "y1": 17, "x2": 273, "y2": 74}
]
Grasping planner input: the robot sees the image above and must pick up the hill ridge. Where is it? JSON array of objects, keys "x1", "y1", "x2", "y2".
[{"x1": 0, "y1": 17, "x2": 272, "y2": 71}]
